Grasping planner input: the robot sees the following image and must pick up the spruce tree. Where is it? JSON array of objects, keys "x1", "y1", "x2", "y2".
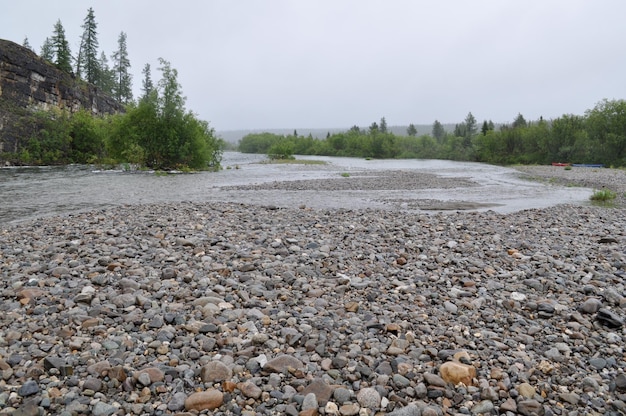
[
  {"x1": 51, "y1": 20, "x2": 72, "y2": 73},
  {"x1": 40, "y1": 37, "x2": 54, "y2": 61},
  {"x1": 407, "y1": 124, "x2": 417, "y2": 137},
  {"x1": 22, "y1": 36, "x2": 33, "y2": 51},
  {"x1": 512, "y1": 113, "x2": 527, "y2": 129},
  {"x1": 77, "y1": 7, "x2": 100, "y2": 84},
  {"x1": 432, "y1": 120, "x2": 445, "y2": 141},
  {"x1": 379, "y1": 117, "x2": 388, "y2": 133},
  {"x1": 96, "y1": 52, "x2": 116, "y2": 95},
  {"x1": 111, "y1": 32, "x2": 133, "y2": 104},
  {"x1": 141, "y1": 63, "x2": 154, "y2": 101}
]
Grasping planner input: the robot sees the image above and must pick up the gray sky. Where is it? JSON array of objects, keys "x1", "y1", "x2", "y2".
[{"x1": 2, "y1": 1, "x2": 625, "y2": 131}]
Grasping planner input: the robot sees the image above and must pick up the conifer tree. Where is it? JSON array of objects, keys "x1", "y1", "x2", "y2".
[
  {"x1": 40, "y1": 37, "x2": 54, "y2": 61},
  {"x1": 141, "y1": 63, "x2": 154, "y2": 101},
  {"x1": 77, "y1": 7, "x2": 100, "y2": 84},
  {"x1": 379, "y1": 117, "x2": 388, "y2": 133},
  {"x1": 22, "y1": 36, "x2": 33, "y2": 51},
  {"x1": 111, "y1": 32, "x2": 133, "y2": 104},
  {"x1": 512, "y1": 113, "x2": 527, "y2": 128},
  {"x1": 51, "y1": 20, "x2": 72, "y2": 73},
  {"x1": 407, "y1": 124, "x2": 417, "y2": 137},
  {"x1": 96, "y1": 52, "x2": 116, "y2": 95},
  {"x1": 432, "y1": 120, "x2": 445, "y2": 141}
]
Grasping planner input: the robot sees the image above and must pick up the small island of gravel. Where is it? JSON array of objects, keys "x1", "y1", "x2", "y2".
[{"x1": 0, "y1": 165, "x2": 625, "y2": 415}]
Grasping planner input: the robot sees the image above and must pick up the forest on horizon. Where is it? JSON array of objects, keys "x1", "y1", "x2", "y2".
[{"x1": 238, "y1": 98, "x2": 626, "y2": 168}]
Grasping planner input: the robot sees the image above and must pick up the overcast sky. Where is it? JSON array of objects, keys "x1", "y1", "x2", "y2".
[{"x1": 2, "y1": 1, "x2": 625, "y2": 131}]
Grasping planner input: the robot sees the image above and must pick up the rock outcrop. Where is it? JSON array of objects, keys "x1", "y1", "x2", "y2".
[{"x1": 0, "y1": 38, "x2": 123, "y2": 158}]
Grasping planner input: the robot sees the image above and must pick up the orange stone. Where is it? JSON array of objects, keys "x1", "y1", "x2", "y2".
[
  {"x1": 185, "y1": 390, "x2": 224, "y2": 411},
  {"x1": 439, "y1": 361, "x2": 476, "y2": 386},
  {"x1": 223, "y1": 381, "x2": 237, "y2": 392}
]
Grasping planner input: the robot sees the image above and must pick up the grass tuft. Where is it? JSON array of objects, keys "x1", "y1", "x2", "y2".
[{"x1": 590, "y1": 188, "x2": 617, "y2": 201}]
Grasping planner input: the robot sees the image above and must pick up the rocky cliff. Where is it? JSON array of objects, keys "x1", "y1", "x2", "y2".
[{"x1": 0, "y1": 38, "x2": 123, "y2": 158}]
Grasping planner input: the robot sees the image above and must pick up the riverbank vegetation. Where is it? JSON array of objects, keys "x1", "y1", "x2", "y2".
[
  {"x1": 3, "y1": 8, "x2": 222, "y2": 171},
  {"x1": 5, "y1": 59, "x2": 222, "y2": 170},
  {"x1": 239, "y1": 99, "x2": 626, "y2": 168}
]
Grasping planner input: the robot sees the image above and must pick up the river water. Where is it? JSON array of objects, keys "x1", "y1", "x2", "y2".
[{"x1": 0, "y1": 152, "x2": 592, "y2": 226}]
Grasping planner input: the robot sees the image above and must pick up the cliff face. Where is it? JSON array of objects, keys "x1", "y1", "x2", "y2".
[{"x1": 0, "y1": 38, "x2": 123, "y2": 157}]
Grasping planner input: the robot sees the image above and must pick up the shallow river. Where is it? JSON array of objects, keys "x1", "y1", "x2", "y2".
[{"x1": 0, "y1": 152, "x2": 592, "y2": 226}]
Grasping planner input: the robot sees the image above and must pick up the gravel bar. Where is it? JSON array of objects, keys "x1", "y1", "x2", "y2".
[{"x1": 0, "y1": 166, "x2": 625, "y2": 415}]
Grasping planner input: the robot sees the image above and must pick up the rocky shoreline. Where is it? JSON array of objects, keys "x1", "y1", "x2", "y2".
[
  {"x1": 0, "y1": 166, "x2": 625, "y2": 415},
  {"x1": 514, "y1": 165, "x2": 626, "y2": 208}
]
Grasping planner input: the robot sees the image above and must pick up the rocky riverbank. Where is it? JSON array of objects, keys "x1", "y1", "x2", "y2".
[
  {"x1": 514, "y1": 165, "x2": 626, "y2": 208},
  {"x1": 0, "y1": 166, "x2": 625, "y2": 415}
]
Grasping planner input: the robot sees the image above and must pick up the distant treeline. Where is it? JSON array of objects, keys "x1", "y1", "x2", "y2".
[{"x1": 239, "y1": 99, "x2": 626, "y2": 167}]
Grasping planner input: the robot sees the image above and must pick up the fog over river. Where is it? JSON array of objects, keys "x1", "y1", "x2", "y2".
[{"x1": 0, "y1": 152, "x2": 592, "y2": 226}]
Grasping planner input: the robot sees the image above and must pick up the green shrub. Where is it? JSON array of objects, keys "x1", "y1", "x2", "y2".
[{"x1": 267, "y1": 141, "x2": 295, "y2": 160}]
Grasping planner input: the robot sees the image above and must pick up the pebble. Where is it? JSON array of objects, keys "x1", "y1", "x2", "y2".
[
  {"x1": 517, "y1": 399, "x2": 544, "y2": 416},
  {"x1": 301, "y1": 392, "x2": 318, "y2": 410},
  {"x1": 339, "y1": 403, "x2": 360, "y2": 416},
  {"x1": 201, "y1": 361, "x2": 232, "y2": 382},
  {"x1": 17, "y1": 380, "x2": 39, "y2": 397},
  {"x1": 518, "y1": 382, "x2": 536, "y2": 399},
  {"x1": 333, "y1": 387, "x2": 352, "y2": 404},
  {"x1": 184, "y1": 390, "x2": 223, "y2": 411},
  {"x1": 597, "y1": 308, "x2": 624, "y2": 328},
  {"x1": 356, "y1": 387, "x2": 381, "y2": 409},
  {"x1": 439, "y1": 361, "x2": 477, "y2": 386},
  {"x1": 0, "y1": 169, "x2": 625, "y2": 416},
  {"x1": 91, "y1": 402, "x2": 117, "y2": 416},
  {"x1": 301, "y1": 378, "x2": 333, "y2": 405},
  {"x1": 579, "y1": 297, "x2": 602, "y2": 313},
  {"x1": 471, "y1": 400, "x2": 494, "y2": 414},
  {"x1": 387, "y1": 404, "x2": 421, "y2": 416},
  {"x1": 238, "y1": 381, "x2": 262, "y2": 399}
]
